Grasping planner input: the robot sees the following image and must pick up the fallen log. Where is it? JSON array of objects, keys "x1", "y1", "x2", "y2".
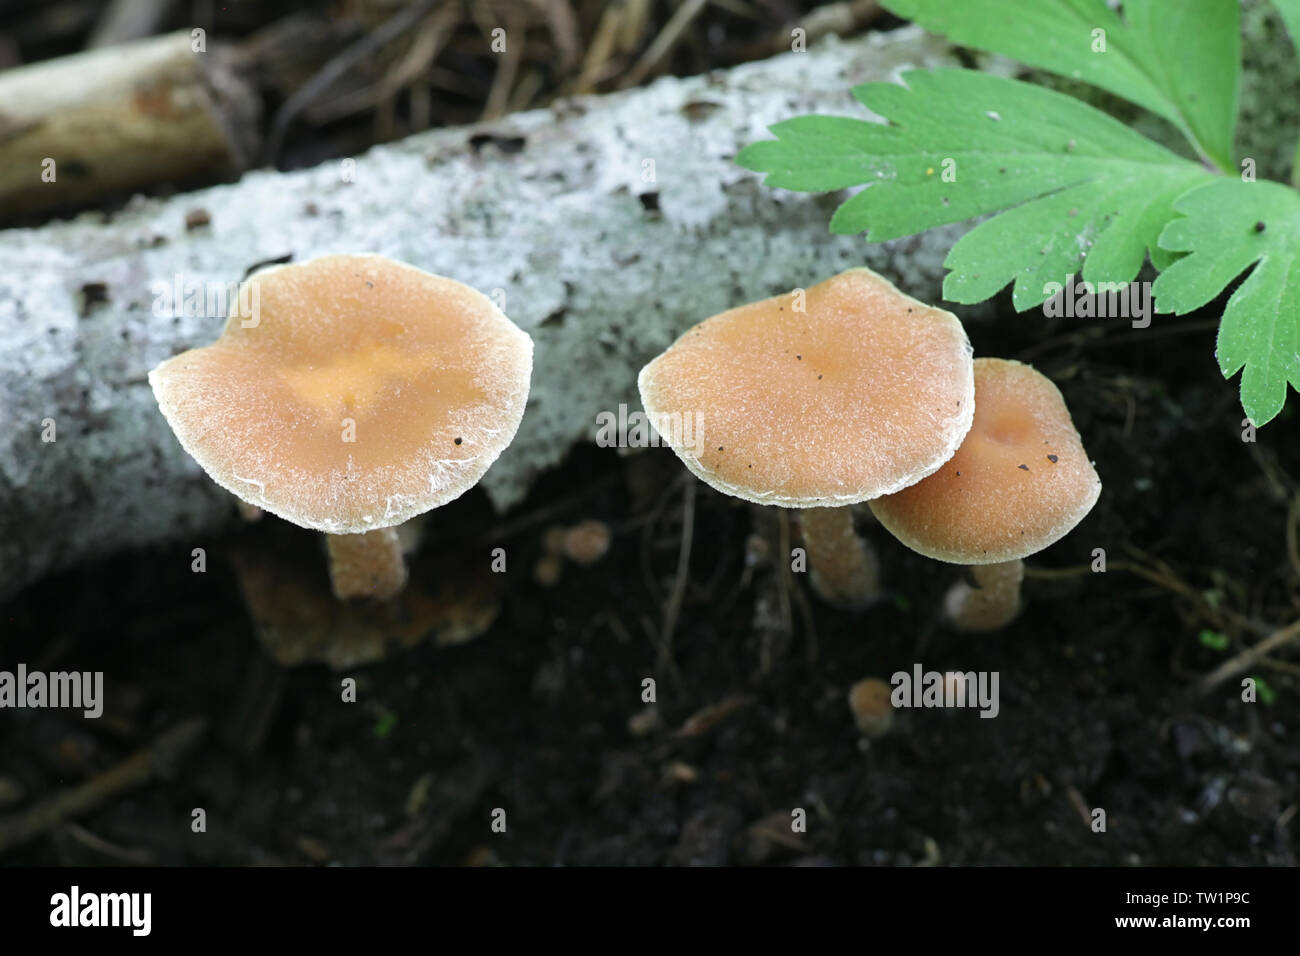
[{"x1": 0, "y1": 27, "x2": 963, "y2": 600}]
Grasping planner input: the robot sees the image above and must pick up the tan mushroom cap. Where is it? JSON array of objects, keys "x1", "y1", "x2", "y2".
[
  {"x1": 636, "y1": 268, "x2": 974, "y2": 507},
  {"x1": 869, "y1": 358, "x2": 1101, "y2": 564},
  {"x1": 149, "y1": 253, "x2": 533, "y2": 533}
]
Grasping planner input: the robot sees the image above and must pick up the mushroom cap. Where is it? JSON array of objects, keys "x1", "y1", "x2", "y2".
[
  {"x1": 636, "y1": 268, "x2": 974, "y2": 507},
  {"x1": 149, "y1": 253, "x2": 533, "y2": 533},
  {"x1": 869, "y1": 358, "x2": 1101, "y2": 564}
]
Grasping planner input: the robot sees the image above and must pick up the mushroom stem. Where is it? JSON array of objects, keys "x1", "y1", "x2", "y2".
[
  {"x1": 799, "y1": 507, "x2": 881, "y2": 608},
  {"x1": 327, "y1": 528, "x2": 408, "y2": 601},
  {"x1": 943, "y1": 559, "x2": 1024, "y2": 631}
]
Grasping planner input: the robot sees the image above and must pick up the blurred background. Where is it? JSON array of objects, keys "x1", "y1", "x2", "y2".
[{"x1": 0, "y1": 0, "x2": 887, "y2": 222}]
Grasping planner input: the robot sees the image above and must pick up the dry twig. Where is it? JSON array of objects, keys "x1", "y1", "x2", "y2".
[{"x1": 0, "y1": 718, "x2": 207, "y2": 856}]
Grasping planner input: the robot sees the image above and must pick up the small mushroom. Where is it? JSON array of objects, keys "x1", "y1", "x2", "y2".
[
  {"x1": 848, "y1": 677, "x2": 894, "y2": 739},
  {"x1": 869, "y1": 358, "x2": 1101, "y2": 631},
  {"x1": 149, "y1": 253, "x2": 533, "y2": 600},
  {"x1": 562, "y1": 519, "x2": 612, "y2": 566},
  {"x1": 637, "y1": 267, "x2": 974, "y2": 608}
]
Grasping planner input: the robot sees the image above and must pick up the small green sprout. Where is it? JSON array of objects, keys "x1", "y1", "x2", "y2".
[{"x1": 1198, "y1": 629, "x2": 1230, "y2": 652}]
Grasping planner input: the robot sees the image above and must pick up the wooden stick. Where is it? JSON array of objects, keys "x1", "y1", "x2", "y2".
[
  {"x1": 0, "y1": 718, "x2": 207, "y2": 856},
  {"x1": 1196, "y1": 618, "x2": 1300, "y2": 695},
  {"x1": 0, "y1": 31, "x2": 259, "y2": 221}
]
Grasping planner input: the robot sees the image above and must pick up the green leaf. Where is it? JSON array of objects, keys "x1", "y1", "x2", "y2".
[
  {"x1": 1252, "y1": 675, "x2": 1278, "y2": 706},
  {"x1": 1269, "y1": 0, "x2": 1300, "y2": 185},
  {"x1": 882, "y1": 0, "x2": 1240, "y2": 171},
  {"x1": 737, "y1": 69, "x2": 1212, "y2": 310},
  {"x1": 1153, "y1": 179, "x2": 1300, "y2": 426},
  {"x1": 1272, "y1": 0, "x2": 1300, "y2": 48},
  {"x1": 1197, "y1": 629, "x2": 1229, "y2": 651}
]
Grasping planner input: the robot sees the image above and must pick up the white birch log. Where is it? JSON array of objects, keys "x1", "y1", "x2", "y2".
[{"x1": 0, "y1": 27, "x2": 963, "y2": 598}]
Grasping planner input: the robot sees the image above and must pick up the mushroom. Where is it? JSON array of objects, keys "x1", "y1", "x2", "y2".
[
  {"x1": 847, "y1": 677, "x2": 894, "y2": 739},
  {"x1": 149, "y1": 253, "x2": 533, "y2": 600},
  {"x1": 562, "y1": 519, "x2": 612, "y2": 566},
  {"x1": 869, "y1": 358, "x2": 1101, "y2": 631},
  {"x1": 637, "y1": 267, "x2": 974, "y2": 607}
]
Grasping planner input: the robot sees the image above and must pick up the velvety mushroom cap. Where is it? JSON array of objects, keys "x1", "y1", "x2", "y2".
[
  {"x1": 637, "y1": 268, "x2": 974, "y2": 506},
  {"x1": 149, "y1": 254, "x2": 533, "y2": 533},
  {"x1": 869, "y1": 358, "x2": 1101, "y2": 564}
]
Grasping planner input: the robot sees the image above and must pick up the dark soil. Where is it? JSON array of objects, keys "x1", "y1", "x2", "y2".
[{"x1": 3, "y1": 295, "x2": 1298, "y2": 866}]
